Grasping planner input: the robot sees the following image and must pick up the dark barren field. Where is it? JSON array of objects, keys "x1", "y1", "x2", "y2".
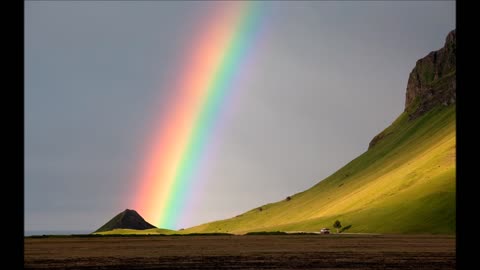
[{"x1": 24, "y1": 234, "x2": 455, "y2": 270}]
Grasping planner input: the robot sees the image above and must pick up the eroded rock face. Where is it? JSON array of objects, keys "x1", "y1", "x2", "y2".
[
  {"x1": 404, "y1": 30, "x2": 456, "y2": 120},
  {"x1": 368, "y1": 30, "x2": 456, "y2": 149}
]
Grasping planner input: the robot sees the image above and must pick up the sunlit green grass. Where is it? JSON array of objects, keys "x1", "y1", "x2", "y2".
[{"x1": 184, "y1": 105, "x2": 456, "y2": 234}]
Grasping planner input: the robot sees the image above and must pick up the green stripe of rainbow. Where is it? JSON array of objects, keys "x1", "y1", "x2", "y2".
[{"x1": 133, "y1": 1, "x2": 265, "y2": 229}]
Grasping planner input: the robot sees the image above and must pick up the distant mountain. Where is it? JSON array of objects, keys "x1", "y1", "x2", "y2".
[
  {"x1": 94, "y1": 209, "x2": 157, "y2": 233},
  {"x1": 184, "y1": 30, "x2": 456, "y2": 234}
]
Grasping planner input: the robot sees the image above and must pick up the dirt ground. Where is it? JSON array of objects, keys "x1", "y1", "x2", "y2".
[{"x1": 24, "y1": 234, "x2": 455, "y2": 269}]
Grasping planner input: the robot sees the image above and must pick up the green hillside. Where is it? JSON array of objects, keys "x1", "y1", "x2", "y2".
[
  {"x1": 93, "y1": 31, "x2": 455, "y2": 236},
  {"x1": 184, "y1": 105, "x2": 455, "y2": 234},
  {"x1": 184, "y1": 30, "x2": 456, "y2": 235}
]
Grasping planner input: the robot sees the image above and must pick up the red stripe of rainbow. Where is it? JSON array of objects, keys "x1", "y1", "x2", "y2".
[{"x1": 133, "y1": 1, "x2": 264, "y2": 229}]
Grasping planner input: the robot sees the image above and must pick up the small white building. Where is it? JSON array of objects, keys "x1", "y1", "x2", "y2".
[{"x1": 320, "y1": 228, "x2": 330, "y2": 234}]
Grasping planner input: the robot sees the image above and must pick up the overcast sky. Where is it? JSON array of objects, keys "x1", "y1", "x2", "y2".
[{"x1": 25, "y1": 1, "x2": 455, "y2": 232}]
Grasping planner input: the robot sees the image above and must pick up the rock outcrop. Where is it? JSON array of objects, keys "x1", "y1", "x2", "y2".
[
  {"x1": 369, "y1": 30, "x2": 456, "y2": 149},
  {"x1": 404, "y1": 29, "x2": 456, "y2": 120}
]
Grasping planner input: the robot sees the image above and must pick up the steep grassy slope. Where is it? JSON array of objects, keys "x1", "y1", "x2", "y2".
[
  {"x1": 91, "y1": 30, "x2": 454, "y2": 236},
  {"x1": 185, "y1": 102, "x2": 455, "y2": 234},
  {"x1": 184, "y1": 30, "x2": 456, "y2": 235}
]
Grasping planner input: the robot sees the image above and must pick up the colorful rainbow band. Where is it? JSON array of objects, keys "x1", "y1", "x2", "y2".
[{"x1": 133, "y1": 1, "x2": 265, "y2": 229}]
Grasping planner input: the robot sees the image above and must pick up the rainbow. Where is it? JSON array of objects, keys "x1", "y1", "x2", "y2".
[{"x1": 133, "y1": 1, "x2": 265, "y2": 229}]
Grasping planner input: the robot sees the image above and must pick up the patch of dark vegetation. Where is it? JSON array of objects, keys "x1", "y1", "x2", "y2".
[
  {"x1": 368, "y1": 130, "x2": 393, "y2": 149},
  {"x1": 338, "y1": 183, "x2": 344, "y2": 187},
  {"x1": 245, "y1": 231, "x2": 288, "y2": 235},
  {"x1": 25, "y1": 232, "x2": 234, "y2": 238},
  {"x1": 170, "y1": 233, "x2": 234, "y2": 236},
  {"x1": 72, "y1": 234, "x2": 104, "y2": 237},
  {"x1": 92, "y1": 234, "x2": 169, "y2": 237},
  {"x1": 27, "y1": 235, "x2": 56, "y2": 238},
  {"x1": 286, "y1": 196, "x2": 291, "y2": 201},
  {"x1": 340, "y1": 225, "x2": 352, "y2": 233},
  {"x1": 26, "y1": 234, "x2": 103, "y2": 239},
  {"x1": 288, "y1": 232, "x2": 318, "y2": 235},
  {"x1": 258, "y1": 207, "x2": 263, "y2": 211}
]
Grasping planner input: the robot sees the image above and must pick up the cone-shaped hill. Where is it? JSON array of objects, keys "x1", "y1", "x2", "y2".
[{"x1": 94, "y1": 209, "x2": 156, "y2": 233}]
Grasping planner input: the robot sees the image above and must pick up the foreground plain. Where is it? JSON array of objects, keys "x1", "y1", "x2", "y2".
[{"x1": 24, "y1": 234, "x2": 455, "y2": 269}]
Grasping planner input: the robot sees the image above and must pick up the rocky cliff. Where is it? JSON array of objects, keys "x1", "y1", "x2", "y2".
[
  {"x1": 369, "y1": 30, "x2": 456, "y2": 149},
  {"x1": 404, "y1": 29, "x2": 456, "y2": 119}
]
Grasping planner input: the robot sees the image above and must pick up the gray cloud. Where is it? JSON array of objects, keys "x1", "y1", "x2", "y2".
[{"x1": 25, "y1": 1, "x2": 455, "y2": 231}]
